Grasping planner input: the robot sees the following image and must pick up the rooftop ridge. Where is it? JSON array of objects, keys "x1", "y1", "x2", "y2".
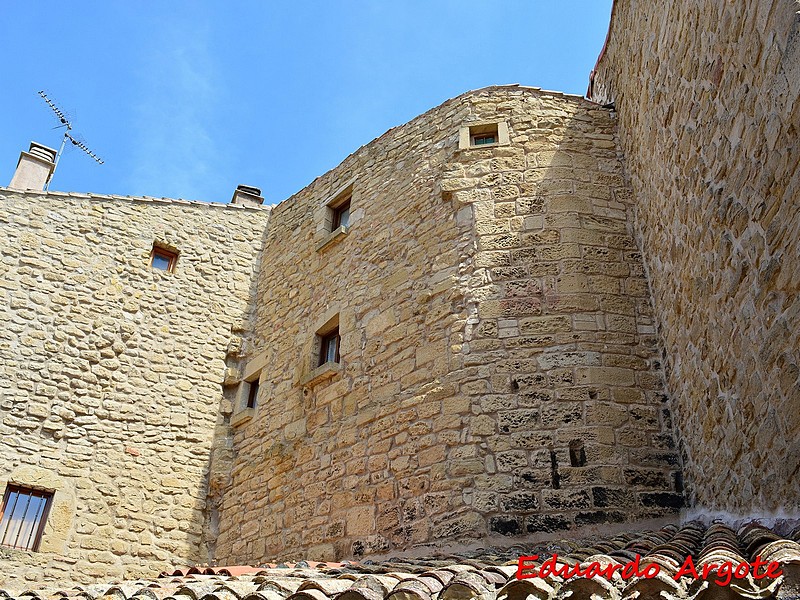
[
  {"x1": 461, "y1": 83, "x2": 596, "y2": 104},
  {"x1": 0, "y1": 186, "x2": 271, "y2": 211}
]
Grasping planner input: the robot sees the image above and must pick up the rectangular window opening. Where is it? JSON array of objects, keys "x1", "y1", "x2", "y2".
[
  {"x1": 246, "y1": 378, "x2": 260, "y2": 409},
  {"x1": 332, "y1": 198, "x2": 351, "y2": 230},
  {"x1": 459, "y1": 122, "x2": 508, "y2": 150},
  {"x1": 150, "y1": 245, "x2": 178, "y2": 272},
  {"x1": 0, "y1": 485, "x2": 53, "y2": 552},
  {"x1": 319, "y1": 327, "x2": 340, "y2": 367},
  {"x1": 470, "y1": 124, "x2": 499, "y2": 147}
]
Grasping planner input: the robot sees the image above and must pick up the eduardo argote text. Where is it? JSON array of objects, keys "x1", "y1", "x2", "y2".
[{"x1": 517, "y1": 553, "x2": 783, "y2": 587}]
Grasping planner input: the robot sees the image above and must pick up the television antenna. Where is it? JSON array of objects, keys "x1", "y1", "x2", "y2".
[{"x1": 37, "y1": 90, "x2": 104, "y2": 189}]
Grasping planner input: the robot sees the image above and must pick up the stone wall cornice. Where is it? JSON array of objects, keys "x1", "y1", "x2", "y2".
[
  {"x1": 0, "y1": 186, "x2": 272, "y2": 213},
  {"x1": 269, "y1": 84, "x2": 605, "y2": 216}
]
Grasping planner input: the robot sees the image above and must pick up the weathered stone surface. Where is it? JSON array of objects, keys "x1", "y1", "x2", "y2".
[
  {"x1": 591, "y1": 0, "x2": 800, "y2": 513},
  {"x1": 214, "y1": 87, "x2": 678, "y2": 566},
  {"x1": 0, "y1": 1, "x2": 796, "y2": 585},
  {"x1": 0, "y1": 192, "x2": 267, "y2": 585}
]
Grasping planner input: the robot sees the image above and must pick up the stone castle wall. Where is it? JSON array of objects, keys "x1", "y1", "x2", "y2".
[
  {"x1": 213, "y1": 86, "x2": 681, "y2": 565},
  {"x1": 590, "y1": 0, "x2": 800, "y2": 513},
  {"x1": 0, "y1": 190, "x2": 267, "y2": 585}
]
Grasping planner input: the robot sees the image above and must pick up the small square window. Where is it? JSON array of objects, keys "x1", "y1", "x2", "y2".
[
  {"x1": 459, "y1": 121, "x2": 509, "y2": 150},
  {"x1": 245, "y1": 378, "x2": 259, "y2": 409},
  {"x1": 470, "y1": 124, "x2": 499, "y2": 147},
  {"x1": 0, "y1": 485, "x2": 53, "y2": 552},
  {"x1": 150, "y1": 246, "x2": 178, "y2": 272},
  {"x1": 319, "y1": 327, "x2": 340, "y2": 366},
  {"x1": 332, "y1": 198, "x2": 351, "y2": 230}
]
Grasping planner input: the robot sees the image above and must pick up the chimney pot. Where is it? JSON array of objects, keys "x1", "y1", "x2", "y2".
[
  {"x1": 9, "y1": 142, "x2": 57, "y2": 191},
  {"x1": 231, "y1": 184, "x2": 264, "y2": 206}
]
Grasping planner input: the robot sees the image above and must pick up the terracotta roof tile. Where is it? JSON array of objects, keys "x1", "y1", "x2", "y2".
[{"x1": 3, "y1": 521, "x2": 800, "y2": 600}]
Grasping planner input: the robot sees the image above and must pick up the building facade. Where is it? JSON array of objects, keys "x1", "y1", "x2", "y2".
[{"x1": 0, "y1": 0, "x2": 797, "y2": 587}]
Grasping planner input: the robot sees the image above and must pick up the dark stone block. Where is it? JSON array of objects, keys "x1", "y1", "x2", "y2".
[
  {"x1": 512, "y1": 373, "x2": 547, "y2": 390},
  {"x1": 549, "y1": 370, "x2": 575, "y2": 385},
  {"x1": 651, "y1": 433, "x2": 676, "y2": 449},
  {"x1": 500, "y1": 492, "x2": 539, "y2": 511},
  {"x1": 591, "y1": 486, "x2": 634, "y2": 508},
  {"x1": 526, "y1": 514, "x2": 572, "y2": 534},
  {"x1": 541, "y1": 489, "x2": 592, "y2": 510},
  {"x1": 623, "y1": 467, "x2": 670, "y2": 488},
  {"x1": 498, "y1": 409, "x2": 540, "y2": 433},
  {"x1": 629, "y1": 406, "x2": 659, "y2": 428},
  {"x1": 639, "y1": 492, "x2": 684, "y2": 509},
  {"x1": 515, "y1": 469, "x2": 551, "y2": 488},
  {"x1": 542, "y1": 403, "x2": 583, "y2": 426},
  {"x1": 630, "y1": 449, "x2": 681, "y2": 467},
  {"x1": 519, "y1": 390, "x2": 554, "y2": 404},
  {"x1": 489, "y1": 516, "x2": 522, "y2": 536}
]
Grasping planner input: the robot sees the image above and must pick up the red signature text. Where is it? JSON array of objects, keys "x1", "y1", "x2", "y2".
[{"x1": 516, "y1": 554, "x2": 783, "y2": 587}]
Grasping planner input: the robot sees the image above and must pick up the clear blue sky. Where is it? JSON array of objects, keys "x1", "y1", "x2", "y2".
[{"x1": 0, "y1": 1, "x2": 613, "y2": 204}]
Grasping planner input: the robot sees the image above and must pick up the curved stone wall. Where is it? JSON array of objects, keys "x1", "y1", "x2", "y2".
[{"x1": 214, "y1": 87, "x2": 680, "y2": 563}]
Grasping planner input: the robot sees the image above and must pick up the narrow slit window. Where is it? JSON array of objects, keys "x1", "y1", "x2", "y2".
[
  {"x1": 150, "y1": 246, "x2": 178, "y2": 272},
  {"x1": 319, "y1": 327, "x2": 340, "y2": 366},
  {"x1": 246, "y1": 378, "x2": 259, "y2": 409},
  {"x1": 0, "y1": 485, "x2": 53, "y2": 552}
]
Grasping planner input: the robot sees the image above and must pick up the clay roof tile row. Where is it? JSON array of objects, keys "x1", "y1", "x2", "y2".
[{"x1": 3, "y1": 521, "x2": 800, "y2": 600}]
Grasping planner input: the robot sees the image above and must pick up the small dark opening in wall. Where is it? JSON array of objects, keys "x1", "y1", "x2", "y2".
[
  {"x1": 674, "y1": 471, "x2": 684, "y2": 494},
  {"x1": 246, "y1": 379, "x2": 259, "y2": 409},
  {"x1": 569, "y1": 440, "x2": 587, "y2": 467},
  {"x1": 549, "y1": 450, "x2": 560, "y2": 489}
]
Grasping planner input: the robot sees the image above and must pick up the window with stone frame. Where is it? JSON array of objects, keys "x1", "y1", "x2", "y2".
[
  {"x1": 319, "y1": 327, "x2": 340, "y2": 366},
  {"x1": 0, "y1": 485, "x2": 53, "y2": 552},
  {"x1": 327, "y1": 187, "x2": 352, "y2": 233},
  {"x1": 315, "y1": 179, "x2": 358, "y2": 252},
  {"x1": 458, "y1": 120, "x2": 510, "y2": 150},
  {"x1": 150, "y1": 244, "x2": 178, "y2": 272},
  {"x1": 471, "y1": 124, "x2": 498, "y2": 146},
  {"x1": 331, "y1": 197, "x2": 351, "y2": 230},
  {"x1": 245, "y1": 376, "x2": 260, "y2": 409}
]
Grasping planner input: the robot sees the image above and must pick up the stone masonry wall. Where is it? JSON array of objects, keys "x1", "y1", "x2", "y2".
[
  {"x1": 591, "y1": 0, "x2": 800, "y2": 513},
  {"x1": 213, "y1": 86, "x2": 681, "y2": 565},
  {"x1": 0, "y1": 190, "x2": 267, "y2": 585}
]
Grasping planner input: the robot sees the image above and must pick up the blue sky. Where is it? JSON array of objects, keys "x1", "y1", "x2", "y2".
[{"x1": 0, "y1": 2, "x2": 613, "y2": 204}]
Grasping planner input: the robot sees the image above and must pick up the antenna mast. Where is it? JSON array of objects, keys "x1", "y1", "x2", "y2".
[{"x1": 37, "y1": 90, "x2": 104, "y2": 189}]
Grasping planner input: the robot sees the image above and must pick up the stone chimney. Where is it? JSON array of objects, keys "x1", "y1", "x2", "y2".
[
  {"x1": 230, "y1": 185, "x2": 264, "y2": 207},
  {"x1": 9, "y1": 142, "x2": 57, "y2": 191}
]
